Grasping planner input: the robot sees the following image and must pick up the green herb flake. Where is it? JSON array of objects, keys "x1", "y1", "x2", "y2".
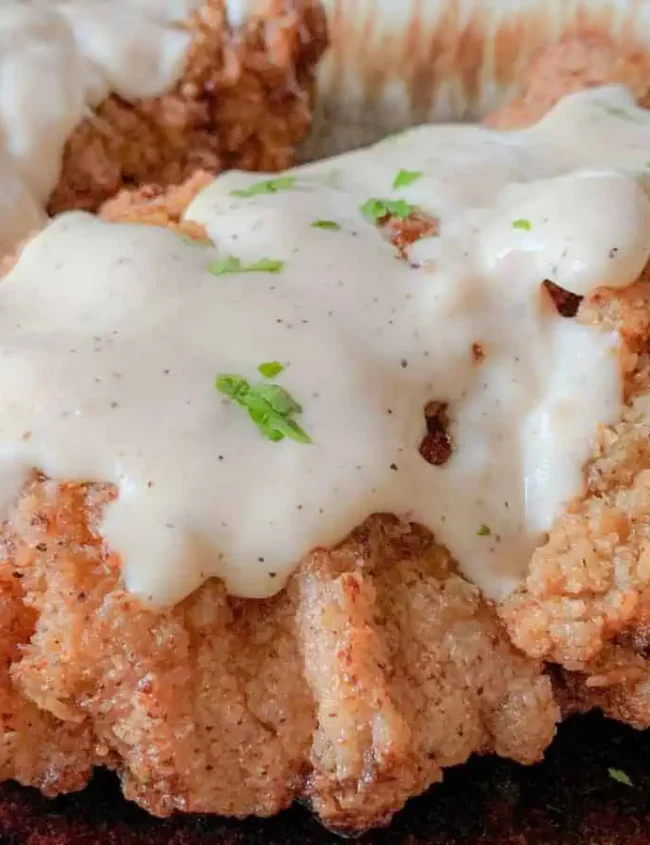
[
  {"x1": 608, "y1": 768, "x2": 634, "y2": 787},
  {"x1": 230, "y1": 176, "x2": 297, "y2": 198},
  {"x1": 310, "y1": 219, "x2": 341, "y2": 231},
  {"x1": 209, "y1": 256, "x2": 243, "y2": 275},
  {"x1": 393, "y1": 169, "x2": 422, "y2": 190},
  {"x1": 597, "y1": 102, "x2": 644, "y2": 124},
  {"x1": 247, "y1": 258, "x2": 284, "y2": 273},
  {"x1": 209, "y1": 256, "x2": 284, "y2": 276},
  {"x1": 257, "y1": 361, "x2": 284, "y2": 378},
  {"x1": 255, "y1": 383, "x2": 302, "y2": 416},
  {"x1": 360, "y1": 197, "x2": 416, "y2": 224},
  {"x1": 512, "y1": 218, "x2": 532, "y2": 231},
  {"x1": 215, "y1": 371, "x2": 311, "y2": 445},
  {"x1": 215, "y1": 374, "x2": 250, "y2": 401},
  {"x1": 477, "y1": 524, "x2": 491, "y2": 537}
]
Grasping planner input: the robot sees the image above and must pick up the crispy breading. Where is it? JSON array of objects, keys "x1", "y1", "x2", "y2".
[
  {"x1": 100, "y1": 171, "x2": 215, "y2": 241},
  {"x1": 0, "y1": 566, "x2": 98, "y2": 795},
  {"x1": 47, "y1": 0, "x2": 326, "y2": 215},
  {"x1": 499, "y1": 273, "x2": 650, "y2": 723},
  {"x1": 0, "y1": 477, "x2": 557, "y2": 832}
]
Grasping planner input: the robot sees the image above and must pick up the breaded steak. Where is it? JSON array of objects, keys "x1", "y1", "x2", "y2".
[{"x1": 3, "y1": 31, "x2": 650, "y2": 840}]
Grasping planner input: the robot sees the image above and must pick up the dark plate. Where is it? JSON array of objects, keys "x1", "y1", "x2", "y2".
[{"x1": 0, "y1": 712, "x2": 649, "y2": 844}]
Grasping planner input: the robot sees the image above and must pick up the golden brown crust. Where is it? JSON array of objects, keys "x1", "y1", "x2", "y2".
[
  {"x1": 47, "y1": 0, "x2": 327, "y2": 216},
  {"x1": 100, "y1": 170, "x2": 215, "y2": 241},
  {"x1": 0, "y1": 478, "x2": 557, "y2": 832},
  {"x1": 0, "y1": 565, "x2": 97, "y2": 795},
  {"x1": 499, "y1": 275, "x2": 650, "y2": 721}
]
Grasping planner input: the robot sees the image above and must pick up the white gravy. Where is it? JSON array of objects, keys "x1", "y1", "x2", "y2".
[
  {"x1": 0, "y1": 0, "x2": 200, "y2": 251},
  {"x1": 2, "y1": 85, "x2": 650, "y2": 607}
]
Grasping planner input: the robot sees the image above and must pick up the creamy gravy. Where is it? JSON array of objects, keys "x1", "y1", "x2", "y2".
[
  {"x1": 0, "y1": 0, "x2": 200, "y2": 251},
  {"x1": 2, "y1": 85, "x2": 650, "y2": 607}
]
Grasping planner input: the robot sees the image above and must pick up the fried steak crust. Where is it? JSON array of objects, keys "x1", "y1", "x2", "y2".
[
  {"x1": 500, "y1": 275, "x2": 650, "y2": 729},
  {"x1": 47, "y1": 0, "x2": 327, "y2": 216},
  {"x1": 0, "y1": 478, "x2": 558, "y2": 832}
]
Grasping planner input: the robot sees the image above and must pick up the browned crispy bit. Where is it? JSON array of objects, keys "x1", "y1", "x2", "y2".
[
  {"x1": 471, "y1": 342, "x2": 485, "y2": 363},
  {"x1": 419, "y1": 401, "x2": 452, "y2": 467},
  {"x1": 543, "y1": 280, "x2": 583, "y2": 318},
  {"x1": 385, "y1": 212, "x2": 439, "y2": 258},
  {"x1": 100, "y1": 171, "x2": 215, "y2": 242}
]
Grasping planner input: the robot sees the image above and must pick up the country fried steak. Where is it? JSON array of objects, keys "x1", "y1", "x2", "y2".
[
  {"x1": 0, "y1": 484, "x2": 557, "y2": 832},
  {"x1": 2, "y1": 31, "x2": 650, "y2": 839}
]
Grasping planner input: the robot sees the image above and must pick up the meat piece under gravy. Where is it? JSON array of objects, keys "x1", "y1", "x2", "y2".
[
  {"x1": 5, "y1": 30, "x2": 650, "y2": 835},
  {"x1": 0, "y1": 487, "x2": 558, "y2": 832}
]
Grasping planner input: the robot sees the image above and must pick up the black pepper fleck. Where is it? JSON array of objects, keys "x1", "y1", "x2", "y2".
[{"x1": 390, "y1": 463, "x2": 398, "y2": 471}]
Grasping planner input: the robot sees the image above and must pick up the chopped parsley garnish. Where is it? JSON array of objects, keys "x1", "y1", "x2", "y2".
[
  {"x1": 393, "y1": 169, "x2": 422, "y2": 190},
  {"x1": 310, "y1": 219, "x2": 341, "y2": 231},
  {"x1": 512, "y1": 218, "x2": 532, "y2": 231},
  {"x1": 215, "y1": 372, "x2": 310, "y2": 444},
  {"x1": 230, "y1": 176, "x2": 297, "y2": 198},
  {"x1": 360, "y1": 197, "x2": 415, "y2": 224},
  {"x1": 477, "y1": 524, "x2": 491, "y2": 536},
  {"x1": 596, "y1": 102, "x2": 644, "y2": 124},
  {"x1": 257, "y1": 361, "x2": 284, "y2": 378},
  {"x1": 608, "y1": 768, "x2": 633, "y2": 787},
  {"x1": 209, "y1": 256, "x2": 284, "y2": 275}
]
